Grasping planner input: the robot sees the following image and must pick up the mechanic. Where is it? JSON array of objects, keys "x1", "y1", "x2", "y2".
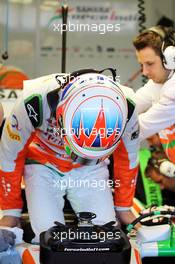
[
  {"x1": 0, "y1": 69, "x2": 139, "y2": 243},
  {"x1": 133, "y1": 26, "x2": 175, "y2": 191}
]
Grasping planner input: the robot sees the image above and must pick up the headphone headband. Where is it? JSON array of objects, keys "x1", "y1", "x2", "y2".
[
  {"x1": 145, "y1": 26, "x2": 175, "y2": 44},
  {"x1": 146, "y1": 26, "x2": 166, "y2": 39}
]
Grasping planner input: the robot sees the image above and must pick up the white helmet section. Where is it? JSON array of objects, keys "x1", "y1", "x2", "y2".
[{"x1": 57, "y1": 73, "x2": 128, "y2": 160}]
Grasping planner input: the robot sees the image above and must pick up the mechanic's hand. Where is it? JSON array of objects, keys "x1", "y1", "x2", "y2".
[
  {"x1": 160, "y1": 176, "x2": 175, "y2": 192},
  {"x1": 146, "y1": 165, "x2": 175, "y2": 191},
  {"x1": 0, "y1": 229, "x2": 16, "y2": 252},
  {"x1": 147, "y1": 134, "x2": 162, "y2": 148},
  {"x1": 145, "y1": 165, "x2": 164, "y2": 184},
  {"x1": 0, "y1": 216, "x2": 21, "y2": 228}
]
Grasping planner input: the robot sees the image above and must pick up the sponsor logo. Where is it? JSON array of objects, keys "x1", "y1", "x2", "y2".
[
  {"x1": 24, "y1": 94, "x2": 42, "y2": 127},
  {"x1": 11, "y1": 114, "x2": 21, "y2": 131},
  {"x1": 6, "y1": 122, "x2": 21, "y2": 141},
  {"x1": 26, "y1": 103, "x2": 38, "y2": 122},
  {"x1": 0, "y1": 89, "x2": 21, "y2": 99}
]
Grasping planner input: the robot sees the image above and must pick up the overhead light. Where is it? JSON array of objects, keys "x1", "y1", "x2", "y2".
[
  {"x1": 9, "y1": 0, "x2": 33, "y2": 4},
  {"x1": 43, "y1": 1, "x2": 58, "y2": 7},
  {"x1": 40, "y1": 5, "x2": 54, "y2": 11}
]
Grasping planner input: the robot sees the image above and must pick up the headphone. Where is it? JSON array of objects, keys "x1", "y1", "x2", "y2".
[{"x1": 145, "y1": 26, "x2": 175, "y2": 70}]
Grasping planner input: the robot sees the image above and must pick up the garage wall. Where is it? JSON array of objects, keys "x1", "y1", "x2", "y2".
[{"x1": 0, "y1": 0, "x2": 174, "y2": 90}]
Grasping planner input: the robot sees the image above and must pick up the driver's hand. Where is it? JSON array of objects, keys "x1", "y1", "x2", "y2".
[
  {"x1": 0, "y1": 229, "x2": 16, "y2": 252},
  {"x1": 0, "y1": 216, "x2": 21, "y2": 228}
]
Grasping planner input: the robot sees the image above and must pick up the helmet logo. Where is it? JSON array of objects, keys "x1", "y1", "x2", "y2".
[{"x1": 71, "y1": 99, "x2": 121, "y2": 149}]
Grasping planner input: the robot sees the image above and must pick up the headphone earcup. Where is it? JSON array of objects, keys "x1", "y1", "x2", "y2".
[{"x1": 163, "y1": 45, "x2": 175, "y2": 70}]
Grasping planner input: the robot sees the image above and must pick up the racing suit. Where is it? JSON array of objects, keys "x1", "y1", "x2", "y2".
[
  {"x1": 0, "y1": 73, "x2": 139, "y2": 239},
  {"x1": 135, "y1": 72, "x2": 175, "y2": 163}
]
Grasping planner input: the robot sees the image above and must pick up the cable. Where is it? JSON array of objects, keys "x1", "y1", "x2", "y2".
[
  {"x1": 137, "y1": 0, "x2": 146, "y2": 33},
  {"x1": 127, "y1": 210, "x2": 175, "y2": 233},
  {"x1": 124, "y1": 69, "x2": 141, "y2": 87},
  {"x1": 61, "y1": 2, "x2": 68, "y2": 73},
  {"x1": 2, "y1": 0, "x2": 9, "y2": 61},
  {"x1": 137, "y1": 0, "x2": 147, "y2": 84}
]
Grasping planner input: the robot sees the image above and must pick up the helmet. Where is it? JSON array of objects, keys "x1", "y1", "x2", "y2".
[{"x1": 56, "y1": 72, "x2": 128, "y2": 164}]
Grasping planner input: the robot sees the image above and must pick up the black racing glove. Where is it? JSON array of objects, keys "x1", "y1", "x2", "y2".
[{"x1": 0, "y1": 229, "x2": 16, "y2": 252}]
